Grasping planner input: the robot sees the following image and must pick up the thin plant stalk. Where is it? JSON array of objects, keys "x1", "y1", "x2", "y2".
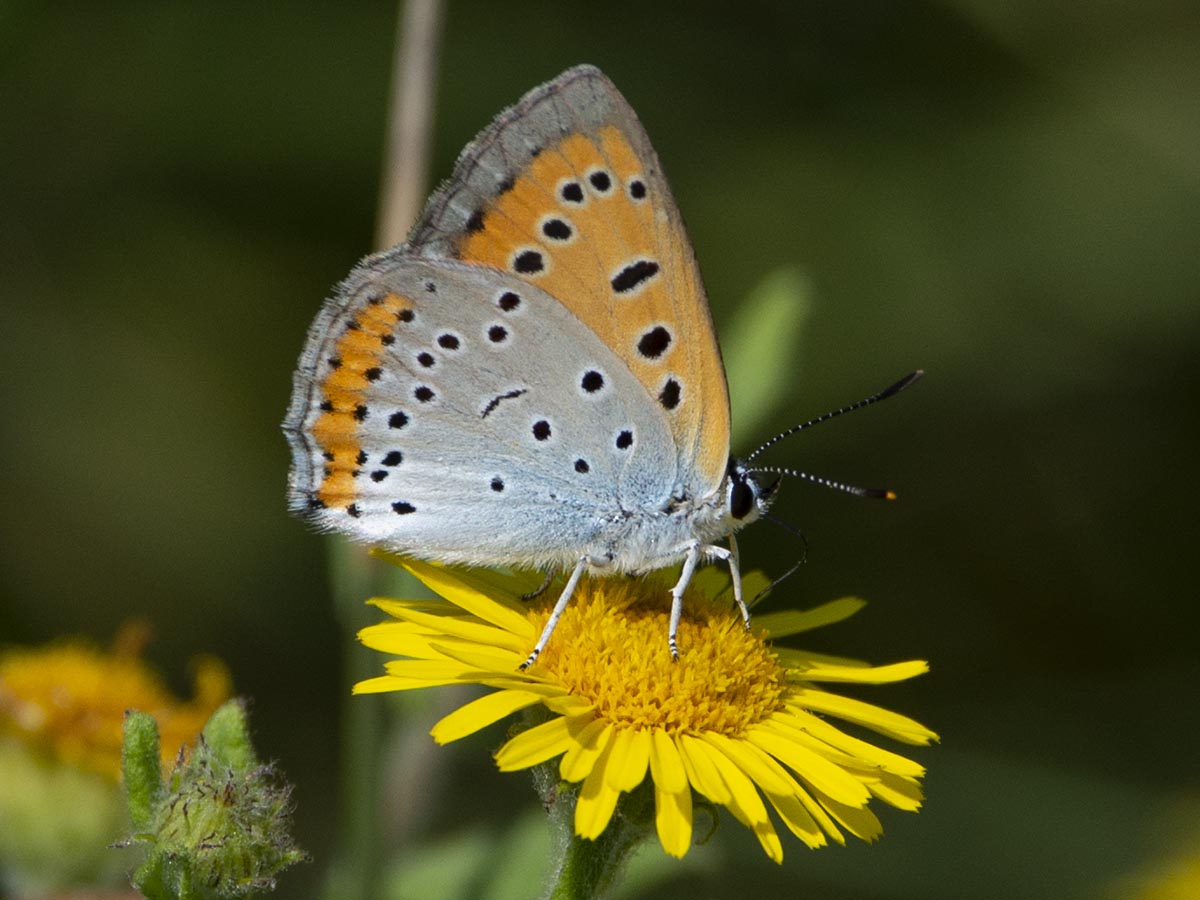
[{"x1": 324, "y1": 2, "x2": 444, "y2": 897}]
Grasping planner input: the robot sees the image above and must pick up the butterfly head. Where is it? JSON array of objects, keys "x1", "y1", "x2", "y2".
[{"x1": 723, "y1": 457, "x2": 776, "y2": 528}]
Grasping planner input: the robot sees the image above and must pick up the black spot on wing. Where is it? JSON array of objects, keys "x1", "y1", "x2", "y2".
[
  {"x1": 611, "y1": 260, "x2": 660, "y2": 294},
  {"x1": 481, "y1": 388, "x2": 527, "y2": 419}
]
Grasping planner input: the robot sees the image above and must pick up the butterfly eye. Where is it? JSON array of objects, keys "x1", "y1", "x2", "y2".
[{"x1": 729, "y1": 478, "x2": 756, "y2": 520}]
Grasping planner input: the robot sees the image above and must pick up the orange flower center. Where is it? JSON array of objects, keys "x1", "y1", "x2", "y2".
[{"x1": 532, "y1": 577, "x2": 786, "y2": 736}]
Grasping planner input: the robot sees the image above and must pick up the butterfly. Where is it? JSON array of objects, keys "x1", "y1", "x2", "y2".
[{"x1": 283, "y1": 65, "x2": 919, "y2": 668}]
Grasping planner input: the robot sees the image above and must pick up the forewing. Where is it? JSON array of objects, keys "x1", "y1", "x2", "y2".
[{"x1": 408, "y1": 64, "x2": 731, "y2": 500}]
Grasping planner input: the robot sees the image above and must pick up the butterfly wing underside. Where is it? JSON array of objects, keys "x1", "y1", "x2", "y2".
[
  {"x1": 283, "y1": 258, "x2": 678, "y2": 568},
  {"x1": 407, "y1": 64, "x2": 731, "y2": 502}
]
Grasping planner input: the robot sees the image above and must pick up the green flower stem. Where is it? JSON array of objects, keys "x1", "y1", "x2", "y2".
[
  {"x1": 323, "y1": 0, "x2": 444, "y2": 892},
  {"x1": 538, "y1": 768, "x2": 653, "y2": 900},
  {"x1": 324, "y1": 540, "x2": 388, "y2": 900},
  {"x1": 325, "y1": 545, "x2": 438, "y2": 899}
]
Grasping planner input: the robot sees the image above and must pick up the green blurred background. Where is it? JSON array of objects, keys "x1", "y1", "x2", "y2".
[{"x1": 2, "y1": 1, "x2": 1197, "y2": 898}]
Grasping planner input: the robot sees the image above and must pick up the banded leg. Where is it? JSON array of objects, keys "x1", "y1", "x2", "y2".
[
  {"x1": 521, "y1": 570, "x2": 554, "y2": 601},
  {"x1": 520, "y1": 556, "x2": 589, "y2": 670},
  {"x1": 723, "y1": 535, "x2": 751, "y2": 629},
  {"x1": 666, "y1": 542, "x2": 752, "y2": 660},
  {"x1": 667, "y1": 542, "x2": 704, "y2": 660}
]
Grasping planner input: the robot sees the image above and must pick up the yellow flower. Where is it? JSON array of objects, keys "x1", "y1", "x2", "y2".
[
  {"x1": 0, "y1": 621, "x2": 232, "y2": 782},
  {"x1": 356, "y1": 556, "x2": 937, "y2": 862},
  {"x1": 0, "y1": 622, "x2": 234, "y2": 893}
]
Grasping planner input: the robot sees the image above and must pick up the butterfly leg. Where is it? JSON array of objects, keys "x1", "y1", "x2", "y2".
[
  {"x1": 690, "y1": 544, "x2": 749, "y2": 630},
  {"x1": 668, "y1": 542, "x2": 704, "y2": 660},
  {"x1": 520, "y1": 556, "x2": 590, "y2": 670},
  {"x1": 725, "y1": 535, "x2": 752, "y2": 630},
  {"x1": 667, "y1": 542, "x2": 752, "y2": 660},
  {"x1": 521, "y1": 570, "x2": 554, "y2": 601}
]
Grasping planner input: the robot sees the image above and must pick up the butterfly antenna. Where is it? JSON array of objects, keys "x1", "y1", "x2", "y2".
[
  {"x1": 744, "y1": 370, "x2": 924, "y2": 464},
  {"x1": 750, "y1": 466, "x2": 897, "y2": 500},
  {"x1": 752, "y1": 512, "x2": 808, "y2": 605}
]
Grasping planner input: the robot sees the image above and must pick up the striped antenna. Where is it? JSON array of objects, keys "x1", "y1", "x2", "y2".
[
  {"x1": 744, "y1": 370, "x2": 923, "y2": 464},
  {"x1": 748, "y1": 466, "x2": 896, "y2": 500}
]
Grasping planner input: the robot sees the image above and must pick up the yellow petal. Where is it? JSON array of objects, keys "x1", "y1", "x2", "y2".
[
  {"x1": 357, "y1": 624, "x2": 446, "y2": 658},
  {"x1": 711, "y1": 734, "x2": 832, "y2": 851},
  {"x1": 810, "y1": 789, "x2": 883, "y2": 843},
  {"x1": 420, "y1": 562, "x2": 547, "y2": 602},
  {"x1": 764, "y1": 712, "x2": 927, "y2": 778},
  {"x1": 430, "y1": 689, "x2": 546, "y2": 744},
  {"x1": 788, "y1": 690, "x2": 939, "y2": 745},
  {"x1": 371, "y1": 552, "x2": 542, "y2": 606},
  {"x1": 387, "y1": 557, "x2": 534, "y2": 636},
  {"x1": 785, "y1": 656, "x2": 931, "y2": 685},
  {"x1": 353, "y1": 666, "x2": 465, "y2": 692},
  {"x1": 701, "y1": 733, "x2": 794, "y2": 797},
  {"x1": 744, "y1": 725, "x2": 871, "y2": 807},
  {"x1": 756, "y1": 720, "x2": 873, "y2": 774},
  {"x1": 689, "y1": 739, "x2": 771, "y2": 831},
  {"x1": 475, "y1": 677, "x2": 567, "y2": 697},
  {"x1": 381, "y1": 659, "x2": 481, "y2": 682},
  {"x1": 774, "y1": 647, "x2": 870, "y2": 669},
  {"x1": 560, "y1": 719, "x2": 611, "y2": 783},
  {"x1": 575, "y1": 740, "x2": 621, "y2": 840},
  {"x1": 677, "y1": 733, "x2": 731, "y2": 804},
  {"x1": 761, "y1": 788, "x2": 825, "y2": 849},
  {"x1": 427, "y1": 640, "x2": 525, "y2": 672},
  {"x1": 367, "y1": 597, "x2": 459, "y2": 618},
  {"x1": 363, "y1": 604, "x2": 529, "y2": 652},
  {"x1": 692, "y1": 736, "x2": 791, "y2": 861},
  {"x1": 868, "y1": 771, "x2": 925, "y2": 812},
  {"x1": 752, "y1": 597, "x2": 865, "y2": 638},
  {"x1": 350, "y1": 675, "x2": 404, "y2": 694},
  {"x1": 654, "y1": 769, "x2": 693, "y2": 858},
  {"x1": 768, "y1": 764, "x2": 845, "y2": 846},
  {"x1": 495, "y1": 714, "x2": 582, "y2": 771},
  {"x1": 648, "y1": 731, "x2": 688, "y2": 794},
  {"x1": 604, "y1": 728, "x2": 650, "y2": 793},
  {"x1": 543, "y1": 694, "x2": 595, "y2": 718}
]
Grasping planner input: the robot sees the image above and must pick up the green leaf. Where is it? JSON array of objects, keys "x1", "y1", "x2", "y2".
[
  {"x1": 198, "y1": 699, "x2": 257, "y2": 773},
  {"x1": 722, "y1": 267, "x2": 812, "y2": 446},
  {"x1": 122, "y1": 710, "x2": 163, "y2": 832}
]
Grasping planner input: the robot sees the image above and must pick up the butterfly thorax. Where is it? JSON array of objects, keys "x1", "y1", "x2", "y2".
[{"x1": 586, "y1": 458, "x2": 772, "y2": 575}]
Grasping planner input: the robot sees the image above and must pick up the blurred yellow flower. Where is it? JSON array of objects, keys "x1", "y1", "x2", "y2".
[
  {"x1": 0, "y1": 622, "x2": 233, "y2": 894},
  {"x1": 1113, "y1": 795, "x2": 1200, "y2": 900},
  {"x1": 356, "y1": 556, "x2": 936, "y2": 861},
  {"x1": 0, "y1": 621, "x2": 232, "y2": 782}
]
